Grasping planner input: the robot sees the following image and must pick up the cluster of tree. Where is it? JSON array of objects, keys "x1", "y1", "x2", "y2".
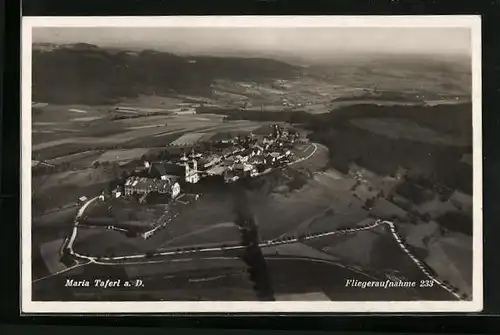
[
  {"x1": 104, "y1": 172, "x2": 129, "y2": 194},
  {"x1": 143, "y1": 149, "x2": 173, "y2": 162},
  {"x1": 109, "y1": 112, "x2": 160, "y2": 121},
  {"x1": 395, "y1": 180, "x2": 436, "y2": 205},
  {"x1": 325, "y1": 103, "x2": 472, "y2": 138},
  {"x1": 362, "y1": 197, "x2": 377, "y2": 210},
  {"x1": 309, "y1": 118, "x2": 471, "y2": 194},
  {"x1": 332, "y1": 90, "x2": 423, "y2": 103},
  {"x1": 435, "y1": 211, "x2": 472, "y2": 236},
  {"x1": 404, "y1": 209, "x2": 432, "y2": 224},
  {"x1": 198, "y1": 107, "x2": 315, "y2": 124},
  {"x1": 92, "y1": 160, "x2": 121, "y2": 171}
]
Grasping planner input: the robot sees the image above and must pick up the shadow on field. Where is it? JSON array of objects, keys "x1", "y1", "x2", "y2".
[{"x1": 232, "y1": 184, "x2": 276, "y2": 301}]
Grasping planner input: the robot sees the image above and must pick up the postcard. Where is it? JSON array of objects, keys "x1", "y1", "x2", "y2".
[{"x1": 21, "y1": 15, "x2": 482, "y2": 313}]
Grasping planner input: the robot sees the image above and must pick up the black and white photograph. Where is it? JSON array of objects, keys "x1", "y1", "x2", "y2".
[{"x1": 21, "y1": 16, "x2": 482, "y2": 313}]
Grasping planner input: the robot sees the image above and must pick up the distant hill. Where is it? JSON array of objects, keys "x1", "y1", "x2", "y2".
[
  {"x1": 306, "y1": 54, "x2": 472, "y2": 97},
  {"x1": 32, "y1": 43, "x2": 302, "y2": 104}
]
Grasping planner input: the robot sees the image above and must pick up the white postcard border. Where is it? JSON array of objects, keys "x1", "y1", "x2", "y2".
[{"x1": 21, "y1": 15, "x2": 483, "y2": 313}]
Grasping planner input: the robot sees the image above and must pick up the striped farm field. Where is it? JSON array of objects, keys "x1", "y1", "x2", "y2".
[{"x1": 170, "y1": 132, "x2": 207, "y2": 146}]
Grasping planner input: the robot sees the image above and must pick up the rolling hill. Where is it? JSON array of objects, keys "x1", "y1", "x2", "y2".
[{"x1": 32, "y1": 43, "x2": 302, "y2": 104}]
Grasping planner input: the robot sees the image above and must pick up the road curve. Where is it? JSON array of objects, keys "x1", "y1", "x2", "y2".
[
  {"x1": 288, "y1": 143, "x2": 318, "y2": 166},
  {"x1": 62, "y1": 196, "x2": 100, "y2": 262}
]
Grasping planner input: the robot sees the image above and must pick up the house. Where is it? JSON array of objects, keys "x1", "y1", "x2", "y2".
[
  {"x1": 112, "y1": 189, "x2": 122, "y2": 199},
  {"x1": 249, "y1": 168, "x2": 260, "y2": 177},
  {"x1": 77, "y1": 196, "x2": 88, "y2": 205},
  {"x1": 224, "y1": 170, "x2": 240, "y2": 183},
  {"x1": 188, "y1": 149, "x2": 202, "y2": 159},
  {"x1": 263, "y1": 136, "x2": 275, "y2": 145},
  {"x1": 232, "y1": 146, "x2": 245, "y2": 155},
  {"x1": 206, "y1": 165, "x2": 226, "y2": 176},
  {"x1": 235, "y1": 148, "x2": 254, "y2": 162},
  {"x1": 252, "y1": 144, "x2": 264, "y2": 155},
  {"x1": 220, "y1": 146, "x2": 243, "y2": 158},
  {"x1": 198, "y1": 154, "x2": 222, "y2": 169},
  {"x1": 248, "y1": 155, "x2": 267, "y2": 165},
  {"x1": 124, "y1": 177, "x2": 181, "y2": 199},
  {"x1": 267, "y1": 150, "x2": 289, "y2": 162},
  {"x1": 235, "y1": 155, "x2": 249, "y2": 163},
  {"x1": 234, "y1": 162, "x2": 253, "y2": 172}
]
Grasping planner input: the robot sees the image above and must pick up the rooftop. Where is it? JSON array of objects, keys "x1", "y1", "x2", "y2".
[
  {"x1": 206, "y1": 165, "x2": 226, "y2": 176},
  {"x1": 249, "y1": 155, "x2": 267, "y2": 164},
  {"x1": 222, "y1": 158, "x2": 235, "y2": 166},
  {"x1": 125, "y1": 177, "x2": 174, "y2": 190}
]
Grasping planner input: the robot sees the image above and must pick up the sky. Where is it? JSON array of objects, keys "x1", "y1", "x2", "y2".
[{"x1": 32, "y1": 27, "x2": 471, "y2": 62}]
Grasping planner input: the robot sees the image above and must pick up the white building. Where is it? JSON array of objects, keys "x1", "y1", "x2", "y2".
[
  {"x1": 184, "y1": 160, "x2": 200, "y2": 183},
  {"x1": 124, "y1": 177, "x2": 181, "y2": 199}
]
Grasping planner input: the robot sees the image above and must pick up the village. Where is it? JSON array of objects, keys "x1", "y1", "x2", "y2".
[{"x1": 97, "y1": 124, "x2": 304, "y2": 205}]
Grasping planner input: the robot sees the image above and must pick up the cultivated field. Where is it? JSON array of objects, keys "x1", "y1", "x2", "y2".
[
  {"x1": 44, "y1": 150, "x2": 104, "y2": 168},
  {"x1": 30, "y1": 45, "x2": 474, "y2": 302},
  {"x1": 33, "y1": 106, "x2": 262, "y2": 161},
  {"x1": 33, "y1": 167, "x2": 116, "y2": 192},
  {"x1": 158, "y1": 222, "x2": 241, "y2": 249},
  {"x1": 117, "y1": 95, "x2": 186, "y2": 109},
  {"x1": 425, "y1": 233, "x2": 473, "y2": 297},
  {"x1": 170, "y1": 133, "x2": 207, "y2": 146},
  {"x1": 123, "y1": 257, "x2": 246, "y2": 279},
  {"x1": 32, "y1": 166, "x2": 119, "y2": 213},
  {"x1": 39, "y1": 238, "x2": 68, "y2": 274},
  {"x1": 93, "y1": 148, "x2": 151, "y2": 165}
]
